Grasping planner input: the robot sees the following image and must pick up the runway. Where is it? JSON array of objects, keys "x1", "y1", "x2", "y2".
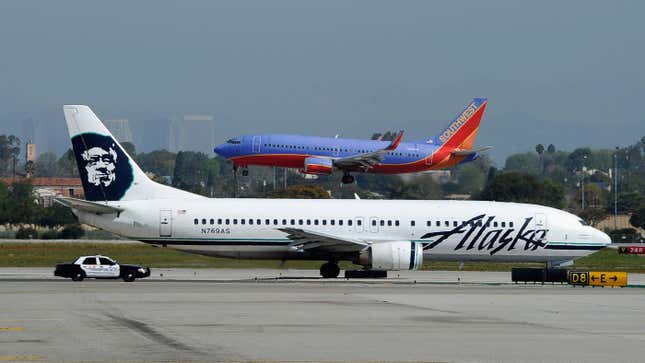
[{"x1": 1, "y1": 272, "x2": 644, "y2": 362}]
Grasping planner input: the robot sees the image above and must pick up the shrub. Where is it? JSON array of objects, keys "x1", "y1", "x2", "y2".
[
  {"x1": 58, "y1": 224, "x2": 84, "y2": 239},
  {"x1": 40, "y1": 229, "x2": 59, "y2": 240},
  {"x1": 15, "y1": 227, "x2": 38, "y2": 239}
]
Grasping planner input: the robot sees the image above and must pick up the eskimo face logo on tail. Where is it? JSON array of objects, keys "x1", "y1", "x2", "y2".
[{"x1": 71, "y1": 133, "x2": 133, "y2": 201}]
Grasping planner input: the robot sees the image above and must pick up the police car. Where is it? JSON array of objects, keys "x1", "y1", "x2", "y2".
[{"x1": 54, "y1": 255, "x2": 151, "y2": 282}]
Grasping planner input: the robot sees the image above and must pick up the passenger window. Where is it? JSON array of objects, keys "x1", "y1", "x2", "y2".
[
  {"x1": 314, "y1": 220, "x2": 319, "y2": 225},
  {"x1": 330, "y1": 220, "x2": 335, "y2": 225},
  {"x1": 218, "y1": 219, "x2": 222, "y2": 224},
  {"x1": 266, "y1": 219, "x2": 270, "y2": 225},
  {"x1": 226, "y1": 219, "x2": 230, "y2": 225},
  {"x1": 307, "y1": 219, "x2": 311, "y2": 225},
  {"x1": 210, "y1": 219, "x2": 214, "y2": 225},
  {"x1": 241, "y1": 219, "x2": 245, "y2": 225},
  {"x1": 194, "y1": 218, "x2": 198, "y2": 225},
  {"x1": 510, "y1": 222, "x2": 514, "y2": 227},
  {"x1": 358, "y1": 220, "x2": 363, "y2": 226},
  {"x1": 299, "y1": 219, "x2": 303, "y2": 225},
  {"x1": 323, "y1": 220, "x2": 327, "y2": 225},
  {"x1": 273, "y1": 219, "x2": 278, "y2": 225},
  {"x1": 427, "y1": 221, "x2": 431, "y2": 226},
  {"x1": 445, "y1": 221, "x2": 449, "y2": 227},
  {"x1": 372, "y1": 220, "x2": 377, "y2": 226},
  {"x1": 99, "y1": 257, "x2": 115, "y2": 265},
  {"x1": 411, "y1": 220, "x2": 415, "y2": 227},
  {"x1": 388, "y1": 220, "x2": 392, "y2": 226},
  {"x1": 348, "y1": 220, "x2": 353, "y2": 226},
  {"x1": 453, "y1": 221, "x2": 458, "y2": 227},
  {"x1": 257, "y1": 219, "x2": 261, "y2": 225},
  {"x1": 248, "y1": 219, "x2": 253, "y2": 225},
  {"x1": 395, "y1": 220, "x2": 400, "y2": 226},
  {"x1": 202, "y1": 219, "x2": 207, "y2": 225},
  {"x1": 493, "y1": 222, "x2": 498, "y2": 227},
  {"x1": 233, "y1": 219, "x2": 238, "y2": 225},
  {"x1": 282, "y1": 219, "x2": 287, "y2": 225},
  {"x1": 339, "y1": 220, "x2": 343, "y2": 226},
  {"x1": 380, "y1": 220, "x2": 384, "y2": 226},
  {"x1": 501, "y1": 222, "x2": 506, "y2": 227},
  {"x1": 290, "y1": 219, "x2": 295, "y2": 225},
  {"x1": 82, "y1": 257, "x2": 97, "y2": 265}
]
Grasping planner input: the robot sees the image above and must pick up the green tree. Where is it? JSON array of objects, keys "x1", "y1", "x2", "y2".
[
  {"x1": 0, "y1": 134, "x2": 21, "y2": 176},
  {"x1": 34, "y1": 152, "x2": 58, "y2": 177},
  {"x1": 56, "y1": 149, "x2": 79, "y2": 177},
  {"x1": 384, "y1": 175, "x2": 441, "y2": 200},
  {"x1": 270, "y1": 185, "x2": 331, "y2": 199},
  {"x1": 535, "y1": 144, "x2": 545, "y2": 155},
  {"x1": 566, "y1": 148, "x2": 592, "y2": 172},
  {"x1": 629, "y1": 208, "x2": 645, "y2": 229},
  {"x1": 504, "y1": 152, "x2": 539, "y2": 174},
  {"x1": 547, "y1": 144, "x2": 556, "y2": 154},
  {"x1": 478, "y1": 172, "x2": 565, "y2": 208},
  {"x1": 579, "y1": 208, "x2": 608, "y2": 227},
  {"x1": 137, "y1": 150, "x2": 176, "y2": 177},
  {"x1": 5, "y1": 181, "x2": 38, "y2": 227},
  {"x1": 121, "y1": 142, "x2": 136, "y2": 157},
  {"x1": 172, "y1": 151, "x2": 210, "y2": 194}
]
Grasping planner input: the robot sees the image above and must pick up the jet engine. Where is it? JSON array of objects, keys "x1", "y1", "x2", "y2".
[
  {"x1": 301, "y1": 157, "x2": 333, "y2": 175},
  {"x1": 358, "y1": 241, "x2": 424, "y2": 271}
]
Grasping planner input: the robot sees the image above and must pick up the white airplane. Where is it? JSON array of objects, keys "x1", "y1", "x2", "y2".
[{"x1": 57, "y1": 105, "x2": 611, "y2": 278}]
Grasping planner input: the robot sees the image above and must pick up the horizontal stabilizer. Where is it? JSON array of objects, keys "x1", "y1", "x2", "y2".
[
  {"x1": 55, "y1": 197, "x2": 123, "y2": 215},
  {"x1": 451, "y1": 146, "x2": 493, "y2": 156}
]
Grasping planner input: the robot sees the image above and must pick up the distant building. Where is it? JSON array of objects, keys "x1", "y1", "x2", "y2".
[
  {"x1": 0, "y1": 177, "x2": 84, "y2": 207},
  {"x1": 169, "y1": 114, "x2": 215, "y2": 154},
  {"x1": 105, "y1": 119, "x2": 133, "y2": 143},
  {"x1": 25, "y1": 142, "x2": 37, "y2": 162}
]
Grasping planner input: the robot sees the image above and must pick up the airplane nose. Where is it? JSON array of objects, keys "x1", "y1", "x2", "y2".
[
  {"x1": 595, "y1": 228, "x2": 612, "y2": 246},
  {"x1": 214, "y1": 144, "x2": 226, "y2": 156}
]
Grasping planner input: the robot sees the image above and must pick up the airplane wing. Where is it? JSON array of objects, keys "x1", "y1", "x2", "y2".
[
  {"x1": 278, "y1": 228, "x2": 368, "y2": 253},
  {"x1": 451, "y1": 146, "x2": 493, "y2": 156},
  {"x1": 333, "y1": 130, "x2": 404, "y2": 171},
  {"x1": 55, "y1": 197, "x2": 123, "y2": 215}
]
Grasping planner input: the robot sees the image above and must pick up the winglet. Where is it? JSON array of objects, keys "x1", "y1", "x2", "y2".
[{"x1": 385, "y1": 130, "x2": 404, "y2": 151}]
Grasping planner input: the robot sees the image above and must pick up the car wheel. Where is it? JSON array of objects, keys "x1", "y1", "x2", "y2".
[
  {"x1": 71, "y1": 272, "x2": 84, "y2": 281},
  {"x1": 122, "y1": 273, "x2": 135, "y2": 282}
]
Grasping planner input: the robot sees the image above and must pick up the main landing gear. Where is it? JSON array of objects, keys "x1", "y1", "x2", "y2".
[
  {"x1": 341, "y1": 172, "x2": 355, "y2": 184},
  {"x1": 320, "y1": 262, "x2": 340, "y2": 278}
]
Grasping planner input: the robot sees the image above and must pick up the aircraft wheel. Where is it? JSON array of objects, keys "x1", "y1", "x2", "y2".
[
  {"x1": 341, "y1": 174, "x2": 354, "y2": 184},
  {"x1": 320, "y1": 262, "x2": 340, "y2": 278},
  {"x1": 241, "y1": 169, "x2": 249, "y2": 177}
]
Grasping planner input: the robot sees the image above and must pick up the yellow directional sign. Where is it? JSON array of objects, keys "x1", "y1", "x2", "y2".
[{"x1": 588, "y1": 271, "x2": 627, "y2": 287}]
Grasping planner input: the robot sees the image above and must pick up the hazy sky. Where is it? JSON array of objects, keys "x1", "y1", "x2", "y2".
[{"x1": 1, "y1": 1, "x2": 644, "y2": 164}]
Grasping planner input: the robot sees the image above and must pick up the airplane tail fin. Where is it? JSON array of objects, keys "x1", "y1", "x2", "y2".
[
  {"x1": 427, "y1": 98, "x2": 488, "y2": 150},
  {"x1": 63, "y1": 105, "x2": 202, "y2": 202}
]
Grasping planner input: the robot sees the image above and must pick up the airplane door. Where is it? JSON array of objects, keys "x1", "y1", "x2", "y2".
[
  {"x1": 355, "y1": 217, "x2": 364, "y2": 233},
  {"x1": 252, "y1": 136, "x2": 261, "y2": 153},
  {"x1": 160, "y1": 210, "x2": 172, "y2": 237},
  {"x1": 369, "y1": 217, "x2": 379, "y2": 233},
  {"x1": 423, "y1": 145, "x2": 433, "y2": 166}
]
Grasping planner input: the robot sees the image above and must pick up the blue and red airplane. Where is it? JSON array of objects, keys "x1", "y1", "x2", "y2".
[{"x1": 215, "y1": 98, "x2": 490, "y2": 184}]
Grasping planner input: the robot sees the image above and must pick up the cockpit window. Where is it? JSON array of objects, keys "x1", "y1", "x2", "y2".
[
  {"x1": 226, "y1": 139, "x2": 241, "y2": 144},
  {"x1": 579, "y1": 219, "x2": 588, "y2": 226}
]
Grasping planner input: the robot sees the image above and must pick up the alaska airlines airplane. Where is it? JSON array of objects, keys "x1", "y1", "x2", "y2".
[
  {"x1": 215, "y1": 98, "x2": 492, "y2": 184},
  {"x1": 57, "y1": 105, "x2": 610, "y2": 278}
]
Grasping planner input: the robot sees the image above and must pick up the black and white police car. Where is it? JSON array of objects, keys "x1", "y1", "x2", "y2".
[{"x1": 54, "y1": 255, "x2": 151, "y2": 282}]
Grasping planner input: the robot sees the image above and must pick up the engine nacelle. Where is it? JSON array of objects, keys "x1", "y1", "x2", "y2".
[
  {"x1": 359, "y1": 241, "x2": 424, "y2": 271},
  {"x1": 301, "y1": 157, "x2": 333, "y2": 175}
]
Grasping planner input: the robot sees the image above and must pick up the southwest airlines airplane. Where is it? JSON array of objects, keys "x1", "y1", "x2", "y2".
[
  {"x1": 215, "y1": 98, "x2": 492, "y2": 184},
  {"x1": 57, "y1": 105, "x2": 610, "y2": 278}
]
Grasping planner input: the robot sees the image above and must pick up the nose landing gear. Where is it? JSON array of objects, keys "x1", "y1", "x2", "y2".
[{"x1": 341, "y1": 173, "x2": 355, "y2": 184}]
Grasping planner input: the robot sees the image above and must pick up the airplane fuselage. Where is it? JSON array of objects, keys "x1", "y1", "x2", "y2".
[
  {"x1": 216, "y1": 134, "x2": 476, "y2": 173},
  {"x1": 76, "y1": 198, "x2": 609, "y2": 265}
]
